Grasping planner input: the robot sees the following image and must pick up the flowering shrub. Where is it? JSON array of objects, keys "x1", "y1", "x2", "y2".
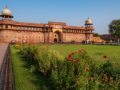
[
  {"x1": 18, "y1": 46, "x2": 120, "y2": 90},
  {"x1": 36, "y1": 47, "x2": 64, "y2": 77},
  {"x1": 97, "y1": 60, "x2": 120, "y2": 89},
  {"x1": 55, "y1": 49, "x2": 97, "y2": 90}
]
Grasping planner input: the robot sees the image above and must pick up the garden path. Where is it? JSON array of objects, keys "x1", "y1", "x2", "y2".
[
  {"x1": 0, "y1": 43, "x2": 9, "y2": 90},
  {"x1": 0, "y1": 43, "x2": 8, "y2": 69}
]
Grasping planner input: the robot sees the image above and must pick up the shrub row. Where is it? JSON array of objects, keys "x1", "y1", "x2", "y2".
[{"x1": 15, "y1": 45, "x2": 120, "y2": 90}]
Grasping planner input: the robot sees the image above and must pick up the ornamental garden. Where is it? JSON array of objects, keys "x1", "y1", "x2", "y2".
[{"x1": 10, "y1": 44, "x2": 120, "y2": 90}]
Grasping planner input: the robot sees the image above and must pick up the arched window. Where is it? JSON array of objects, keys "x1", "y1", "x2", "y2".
[{"x1": 6, "y1": 25, "x2": 8, "y2": 29}]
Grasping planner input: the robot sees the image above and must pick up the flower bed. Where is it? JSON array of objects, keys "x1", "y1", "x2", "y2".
[{"x1": 17, "y1": 45, "x2": 120, "y2": 90}]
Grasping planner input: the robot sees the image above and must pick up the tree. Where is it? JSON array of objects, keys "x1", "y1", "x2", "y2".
[{"x1": 109, "y1": 20, "x2": 120, "y2": 43}]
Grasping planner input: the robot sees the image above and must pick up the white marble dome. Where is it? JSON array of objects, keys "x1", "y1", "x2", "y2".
[
  {"x1": 85, "y1": 17, "x2": 93, "y2": 25},
  {"x1": 1, "y1": 6, "x2": 13, "y2": 17}
]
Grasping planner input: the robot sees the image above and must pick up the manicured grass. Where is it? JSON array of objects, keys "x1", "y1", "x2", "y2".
[
  {"x1": 49, "y1": 44, "x2": 120, "y2": 64},
  {"x1": 10, "y1": 44, "x2": 120, "y2": 90}
]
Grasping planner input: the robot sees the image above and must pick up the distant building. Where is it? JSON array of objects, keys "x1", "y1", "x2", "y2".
[
  {"x1": 101, "y1": 34, "x2": 117, "y2": 43},
  {"x1": 0, "y1": 6, "x2": 94, "y2": 44}
]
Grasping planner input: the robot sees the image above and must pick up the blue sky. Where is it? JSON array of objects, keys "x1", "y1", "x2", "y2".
[{"x1": 0, "y1": 0, "x2": 120, "y2": 34}]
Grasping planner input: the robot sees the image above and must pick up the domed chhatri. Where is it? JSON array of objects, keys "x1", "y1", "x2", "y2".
[
  {"x1": 0, "y1": 6, "x2": 13, "y2": 19},
  {"x1": 85, "y1": 17, "x2": 93, "y2": 25}
]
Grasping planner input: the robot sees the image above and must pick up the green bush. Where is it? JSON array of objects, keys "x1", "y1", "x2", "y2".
[
  {"x1": 17, "y1": 46, "x2": 120, "y2": 90},
  {"x1": 97, "y1": 60, "x2": 120, "y2": 89},
  {"x1": 18, "y1": 45, "x2": 39, "y2": 71},
  {"x1": 36, "y1": 47, "x2": 64, "y2": 77}
]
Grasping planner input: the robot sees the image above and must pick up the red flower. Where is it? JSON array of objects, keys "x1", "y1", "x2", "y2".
[
  {"x1": 68, "y1": 57, "x2": 72, "y2": 61},
  {"x1": 78, "y1": 50, "x2": 81, "y2": 54},
  {"x1": 67, "y1": 49, "x2": 87, "y2": 62},
  {"x1": 72, "y1": 59, "x2": 79, "y2": 62},
  {"x1": 85, "y1": 65, "x2": 90, "y2": 71},
  {"x1": 68, "y1": 54, "x2": 73, "y2": 61},
  {"x1": 71, "y1": 52, "x2": 75, "y2": 55},
  {"x1": 89, "y1": 76, "x2": 94, "y2": 81},
  {"x1": 68, "y1": 54, "x2": 72, "y2": 57}
]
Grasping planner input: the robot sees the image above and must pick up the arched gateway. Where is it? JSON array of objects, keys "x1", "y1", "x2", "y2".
[{"x1": 54, "y1": 31, "x2": 61, "y2": 43}]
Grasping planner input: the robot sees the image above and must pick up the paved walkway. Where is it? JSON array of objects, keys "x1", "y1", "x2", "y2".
[
  {"x1": 0, "y1": 43, "x2": 9, "y2": 90},
  {"x1": 0, "y1": 43, "x2": 8, "y2": 69},
  {"x1": 0, "y1": 43, "x2": 9, "y2": 70}
]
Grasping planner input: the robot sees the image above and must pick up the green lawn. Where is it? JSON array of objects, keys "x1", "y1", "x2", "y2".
[
  {"x1": 49, "y1": 44, "x2": 120, "y2": 64},
  {"x1": 10, "y1": 44, "x2": 120, "y2": 90},
  {"x1": 10, "y1": 46, "x2": 52, "y2": 90}
]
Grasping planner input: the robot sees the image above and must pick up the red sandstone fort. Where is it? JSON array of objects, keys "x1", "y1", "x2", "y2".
[{"x1": 0, "y1": 6, "x2": 94, "y2": 44}]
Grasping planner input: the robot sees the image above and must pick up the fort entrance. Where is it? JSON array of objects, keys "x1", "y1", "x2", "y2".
[{"x1": 54, "y1": 31, "x2": 61, "y2": 43}]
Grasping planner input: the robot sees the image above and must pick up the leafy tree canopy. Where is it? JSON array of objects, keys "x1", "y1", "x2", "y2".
[{"x1": 109, "y1": 20, "x2": 120, "y2": 38}]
